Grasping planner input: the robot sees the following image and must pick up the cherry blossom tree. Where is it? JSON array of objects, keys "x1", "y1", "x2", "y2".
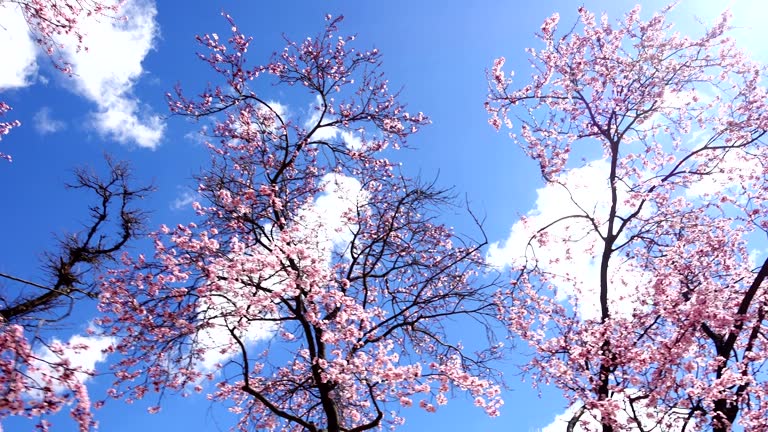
[
  {"x1": 488, "y1": 4, "x2": 768, "y2": 432},
  {"x1": 0, "y1": 0, "x2": 122, "y2": 160},
  {"x1": 0, "y1": 158, "x2": 151, "y2": 431},
  {"x1": 98, "y1": 14, "x2": 504, "y2": 432}
]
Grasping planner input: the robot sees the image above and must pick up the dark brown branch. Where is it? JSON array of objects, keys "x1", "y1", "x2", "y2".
[{"x1": 0, "y1": 157, "x2": 152, "y2": 323}]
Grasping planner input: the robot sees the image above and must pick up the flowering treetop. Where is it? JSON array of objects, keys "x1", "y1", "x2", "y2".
[
  {"x1": 98, "y1": 14, "x2": 504, "y2": 432},
  {"x1": 488, "y1": 4, "x2": 768, "y2": 431}
]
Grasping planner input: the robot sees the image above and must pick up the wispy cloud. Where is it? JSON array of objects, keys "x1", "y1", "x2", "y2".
[
  {"x1": 33, "y1": 107, "x2": 66, "y2": 135},
  {"x1": 170, "y1": 190, "x2": 198, "y2": 211},
  {"x1": 184, "y1": 129, "x2": 210, "y2": 146}
]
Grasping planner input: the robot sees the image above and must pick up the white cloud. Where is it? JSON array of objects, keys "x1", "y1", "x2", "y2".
[
  {"x1": 0, "y1": 3, "x2": 38, "y2": 89},
  {"x1": 488, "y1": 161, "x2": 648, "y2": 320},
  {"x1": 661, "y1": 88, "x2": 695, "y2": 109},
  {"x1": 264, "y1": 100, "x2": 288, "y2": 128},
  {"x1": 193, "y1": 173, "x2": 367, "y2": 372},
  {"x1": 170, "y1": 190, "x2": 198, "y2": 210},
  {"x1": 305, "y1": 96, "x2": 364, "y2": 150},
  {"x1": 680, "y1": 0, "x2": 768, "y2": 62},
  {"x1": 685, "y1": 148, "x2": 761, "y2": 200},
  {"x1": 184, "y1": 128, "x2": 210, "y2": 146},
  {"x1": 0, "y1": 0, "x2": 163, "y2": 148},
  {"x1": 235, "y1": 100, "x2": 289, "y2": 137},
  {"x1": 539, "y1": 404, "x2": 584, "y2": 432},
  {"x1": 90, "y1": 97, "x2": 163, "y2": 148},
  {"x1": 195, "y1": 294, "x2": 276, "y2": 373},
  {"x1": 298, "y1": 173, "x2": 368, "y2": 261},
  {"x1": 58, "y1": 0, "x2": 164, "y2": 149},
  {"x1": 29, "y1": 333, "x2": 116, "y2": 395},
  {"x1": 538, "y1": 398, "x2": 689, "y2": 432},
  {"x1": 339, "y1": 130, "x2": 363, "y2": 150},
  {"x1": 33, "y1": 107, "x2": 66, "y2": 135}
]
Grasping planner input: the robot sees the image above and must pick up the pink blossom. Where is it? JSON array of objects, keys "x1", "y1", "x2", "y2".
[{"x1": 488, "y1": 3, "x2": 768, "y2": 431}]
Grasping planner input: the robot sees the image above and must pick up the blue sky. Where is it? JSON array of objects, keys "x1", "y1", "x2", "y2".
[{"x1": 1, "y1": 1, "x2": 765, "y2": 431}]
